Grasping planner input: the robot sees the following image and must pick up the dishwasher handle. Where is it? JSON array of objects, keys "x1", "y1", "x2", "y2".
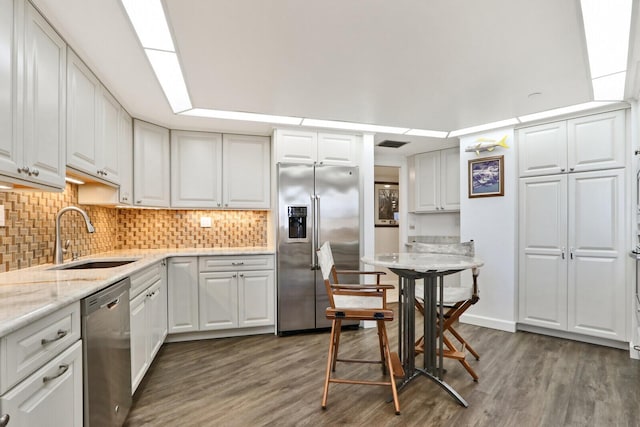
[{"x1": 105, "y1": 298, "x2": 120, "y2": 310}]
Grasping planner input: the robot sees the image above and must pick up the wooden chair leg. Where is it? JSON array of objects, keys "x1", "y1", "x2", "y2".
[
  {"x1": 331, "y1": 320, "x2": 342, "y2": 372},
  {"x1": 322, "y1": 320, "x2": 338, "y2": 409},
  {"x1": 448, "y1": 325, "x2": 480, "y2": 360},
  {"x1": 376, "y1": 321, "x2": 387, "y2": 374},
  {"x1": 442, "y1": 335, "x2": 478, "y2": 381},
  {"x1": 379, "y1": 320, "x2": 400, "y2": 415}
]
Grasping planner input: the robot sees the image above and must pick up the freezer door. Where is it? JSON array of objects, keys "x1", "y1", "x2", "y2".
[
  {"x1": 277, "y1": 164, "x2": 316, "y2": 332},
  {"x1": 314, "y1": 165, "x2": 360, "y2": 328}
]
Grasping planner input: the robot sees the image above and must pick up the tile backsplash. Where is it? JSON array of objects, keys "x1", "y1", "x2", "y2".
[{"x1": 0, "y1": 184, "x2": 268, "y2": 272}]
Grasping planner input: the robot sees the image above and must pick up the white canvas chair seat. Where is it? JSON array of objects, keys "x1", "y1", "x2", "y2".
[
  {"x1": 334, "y1": 294, "x2": 384, "y2": 309},
  {"x1": 414, "y1": 283, "x2": 473, "y2": 306}
]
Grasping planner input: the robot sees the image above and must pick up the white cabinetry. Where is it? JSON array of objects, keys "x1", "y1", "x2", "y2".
[
  {"x1": 171, "y1": 131, "x2": 222, "y2": 208},
  {"x1": 275, "y1": 129, "x2": 357, "y2": 166},
  {"x1": 130, "y1": 261, "x2": 167, "y2": 393},
  {"x1": 222, "y1": 134, "x2": 270, "y2": 209},
  {"x1": 0, "y1": 302, "x2": 83, "y2": 426},
  {"x1": 133, "y1": 120, "x2": 170, "y2": 207},
  {"x1": 409, "y1": 147, "x2": 460, "y2": 212},
  {"x1": 0, "y1": 0, "x2": 66, "y2": 190},
  {"x1": 118, "y1": 108, "x2": 133, "y2": 204},
  {"x1": 518, "y1": 110, "x2": 625, "y2": 177},
  {"x1": 171, "y1": 131, "x2": 270, "y2": 209},
  {"x1": 199, "y1": 255, "x2": 275, "y2": 330},
  {"x1": 167, "y1": 257, "x2": 199, "y2": 333},
  {"x1": 167, "y1": 254, "x2": 276, "y2": 337},
  {"x1": 518, "y1": 110, "x2": 627, "y2": 342}
]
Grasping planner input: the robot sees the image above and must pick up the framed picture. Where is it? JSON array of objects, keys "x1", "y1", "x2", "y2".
[
  {"x1": 374, "y1": 182, "x2": 399, "y2": 227},
  {"x1": 468, "y1": 155, "x2": 504, "y2": 198}
]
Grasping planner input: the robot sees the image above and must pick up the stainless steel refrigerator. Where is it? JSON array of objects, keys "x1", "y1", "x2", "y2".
[{"x1": 277, "y1": 163, "x2": 360, "y2": 333}]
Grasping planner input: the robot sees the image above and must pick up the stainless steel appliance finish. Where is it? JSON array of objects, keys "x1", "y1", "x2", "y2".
[
  {"x1": 82, "y1": 278, "x2": 132, "y2": 427},
  {"x1": 277, "y1": 163, "x2": 360, "y2": 333}
]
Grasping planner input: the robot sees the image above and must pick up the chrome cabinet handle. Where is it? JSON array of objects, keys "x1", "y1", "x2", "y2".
[
  {"x1": 41, "y1": 329, "x2": 68, "y2": 345},
  {"x1": 569, "y1": 167, "x2": 574, "y2": 172},
  {"x1": 570, "y1": 248, "x2": 574, "y2": 260},
  {"x1": 231, "y1": 262, "x2": 244, "y2": 266},
  {"x1": 239, "y1": 273, "x2": 244, "y2": 278},
  {"x1": 136, "y1": 200, "x2": 142, "y2": 204},
  {"x1": 18, "y1": 166, "x2": 29, "y2": 174},
  {"x1": 561, "y1": 247, "x2": 565, "y2": 259},
  {"x1": 43, "y1": 364, "x2": 69, "y2": 383},
  {"x1": 232, "y1": 273, "x2": 237, "y2": 278},
  {"x1": 31, "y1": 168, "x2": 39, "y2": 176},
  {"x1": 0, "y1": 413, "x2": 9, "y2": 427},
  {"x1": 560, "y1": 168, "x2": 565, "y2": 172}
]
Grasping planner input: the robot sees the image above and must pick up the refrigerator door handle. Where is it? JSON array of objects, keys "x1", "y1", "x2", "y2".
[
  {"x1": 310, "y1": 194, "x2": 316, "y2": 269},
  {"x1": 315, "y1": 194, "x2": 321, "y2": 256}
]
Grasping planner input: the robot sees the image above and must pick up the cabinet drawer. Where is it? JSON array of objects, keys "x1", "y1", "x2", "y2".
[
  {"x1": 130, "y1": 262, "x2": 163, "y2": 299},
  {"x1": 0, "y1": 302, "x2": 81, "y2": 395},
  {"x1": 199, "y1": 255, "x2": 274, "y2": 272}
]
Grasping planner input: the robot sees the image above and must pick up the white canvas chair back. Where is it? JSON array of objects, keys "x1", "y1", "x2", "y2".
[{"x1": 317, "y1": 242, "x2": 383, "y2": 309}]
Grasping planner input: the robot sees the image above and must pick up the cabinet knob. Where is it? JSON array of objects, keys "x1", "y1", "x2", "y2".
[
  {"x1": 0, "y1": 413, "x2": 10, "y2": 426},
  {"x1": 232, "y1": 273, "x2": 237, "y2": 278},
  {"x1": 136, "y1": 200, "x2": 142, "y2": 204},
  {"x1": 560, "y1": 168, "x2": 565, "y2": 172},
  {"x1": 31, "y1": 168, "x2": 39, "y2": 177},
  {"x1": 239, "y1": 273, "x2": 244, "y2": 278},
  {"x1": 569, "y1": 167, "x2": 574, "y2": 172}
]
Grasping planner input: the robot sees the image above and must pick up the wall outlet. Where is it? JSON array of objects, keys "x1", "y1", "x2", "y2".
[
  {"x1": 0, "y1": 205, "x2": 5, "y2": 227},
  {"x1": 200, "y1": 216, "x2": 212, "y2": 228}
]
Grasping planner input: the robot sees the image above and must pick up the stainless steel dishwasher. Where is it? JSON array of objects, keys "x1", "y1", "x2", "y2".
[{"x1": 82, "y1": 277, "x2": 132, "y2": 426}]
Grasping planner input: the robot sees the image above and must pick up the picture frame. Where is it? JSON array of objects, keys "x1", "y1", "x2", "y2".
[
  {"x1": 374, "y1": 182, "x2": 399, "y2": 227},
  {"x1": 468, "y1": 155, "x2": 504, "y2": 198}
]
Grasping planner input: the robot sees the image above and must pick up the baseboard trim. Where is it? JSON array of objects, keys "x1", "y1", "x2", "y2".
[
  {"x1": 166, "y1": 325, "x2": 275, "y2": 343},
  {"x1": 459, "y1": 313, "x2": 516, "y2": 332},
  {"x1": 517, "y1": 323, "x2": 628, "y2": 350}
]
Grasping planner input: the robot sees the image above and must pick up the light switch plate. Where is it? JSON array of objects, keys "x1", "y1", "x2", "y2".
[
  {"x1": 200, "y1": 216, "x2": 212, "y2": 228},
  {"x1": 0, "y1": 205, "x2": 5, "y2": 227}
]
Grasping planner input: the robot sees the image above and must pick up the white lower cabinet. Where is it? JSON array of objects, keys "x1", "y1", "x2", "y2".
[
  {"x1": 130, "y1": 261, "x2": 167, "y2": 393},
  {"x1": 167, "y1": 255, "x2": 275, "y2": 335},
  {"x1": 0, "y1": 302, "x2": 82, "y2": 426},
  {"x1": 0, "y1": 341, "x2": 83, "y2": 427}
]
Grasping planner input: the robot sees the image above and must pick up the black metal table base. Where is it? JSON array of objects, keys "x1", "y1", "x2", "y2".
[{"x1": 390, "y1": 268, "x2": 468, "y2": 408}]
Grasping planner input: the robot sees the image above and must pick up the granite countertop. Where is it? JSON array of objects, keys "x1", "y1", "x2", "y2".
[
  {"x1": 361, "y1": 252, "x2": 484, "y2": 273},
  {"x1": 0, "y1": 247, "x2": 274, "y2": 337}
]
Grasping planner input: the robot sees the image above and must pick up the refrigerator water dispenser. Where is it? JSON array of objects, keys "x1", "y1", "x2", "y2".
[{"x1": 288, "y1": 206, "x2": 307, "y2": 239}]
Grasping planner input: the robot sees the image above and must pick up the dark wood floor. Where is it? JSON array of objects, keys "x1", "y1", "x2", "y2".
[{"x1": 124, "y1": 306, "x2": 640, "y2": 427}]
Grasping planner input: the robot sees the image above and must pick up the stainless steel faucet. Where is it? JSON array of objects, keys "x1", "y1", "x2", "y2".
[{"x1": 53, "y1": 206, "x2": 95, "y2": 264}]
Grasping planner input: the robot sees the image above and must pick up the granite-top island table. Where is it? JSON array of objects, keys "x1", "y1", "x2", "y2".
[{"x1": 362, "y1": 252, "x2": 484, "y2": 407}]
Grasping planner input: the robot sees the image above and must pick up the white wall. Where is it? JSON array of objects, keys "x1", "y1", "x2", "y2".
[{"x1": 459, "y1": 128, "x2": 517, "y2": 332}]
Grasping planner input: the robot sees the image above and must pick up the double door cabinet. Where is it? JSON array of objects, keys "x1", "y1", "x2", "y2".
[
  {"x1": 129, "y1": 261, "x2": 168, "y2": 394},
  {"x1": 167, "y1": 255, "x2": 275, "y2": 334},
  {"x1": 67, "y1": 49, "x2": 132, "y2": 187},
  {"x1": 518, "y1": 110, "x2": 627, "y2": 341},
  {"x1": 0, "y1": 0, "x2": 66, "y2": 190},
  {"x1": 409, "y1": 147, "x2": 460, "y2": 212},
  {"x1": 274, "y1": 128, "x2": 359, "y2": 166}
]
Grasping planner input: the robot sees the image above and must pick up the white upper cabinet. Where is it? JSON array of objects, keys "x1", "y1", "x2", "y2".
[
  {"x1": 518, "y1": 110, "x2": 625, "y2": 177},
  {"x1": 133, "y1": 120, "x2": 170, "y2": 207},
  {"x1": 118, "y1": 108, "x2": 133, "y2": 204},
  {"x1": 275, "y1": 129, "x2": 357, "y2": 166},
  {"x1": 0, "y1": 0, "x2": 66, "y2": 190},
  {"x1": 409, "y1": 147, "x2": 459, "y2": 212},
  {"x1": 67, "y1": 49, "x2": 121, "y2": 184},
  {"x1": 171, "y1": 130, "x2": 223, "y2": 208},
  {"x1": 222, "y1": 134, "x2": 270, "y2": 209},
  {"x1": 170, "y1": 131, "x2": 270, "y2": 209}
]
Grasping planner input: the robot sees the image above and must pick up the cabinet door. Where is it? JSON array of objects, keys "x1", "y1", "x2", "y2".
[
  {"x1": 518, "y1": 121, "x2": 567, "y2": 177},
  {"x1": 22, "y1": 2, "x2": 66, "y2": 189},
  {"x1": 568, "y1": 110, "x2": 625, "y2": 173},
  {"x1": 130, "y1": 290, "x2": 149, "y2": 393},
  {"x1": 0, "y1": 0, "x2": 21, "y2": 179},
  {"x1": 317, "y1": 132, "x2": 356, "y2": 166},
  {"x1": 167, "y1": 257, "x2": 199, "y2": 333},
  {"x1": 440, "y1": 147, "x2": 460, "y2": 211},
  {"x1": 199, "y1": 272, "x2": 238, "y2": 330},
  {"x1": 170, "y1": 130, "x2": 222, "y2": 208},
  {"x1": 66, "y1": 50, "x2": 99, "y2": 177},
  {"x1": 567, "y1": 169, "x2": 625, "y2": 340},
  {"x1": 118, "y1": 108, "x2": 133, "y2": 204},
  {"x1": 275, "y1": 129, "x2": 316, "y2": 164},
  {"x1": 148, "y1": 278, "x2": 167, "y2": 361},
  {"x1": 412, "y1": 151, "x2": 439, "y2": 212},
  {"x1": 96, "y1": 88, "x2": 120, "y2": 184},
  {"x1": 223, "y1": 134, "x2": 270, "y2": 208},
  {"x1": 518, "y1": 175, "x2": 568, "y2": 330},
  {"x1": 133, "y1": 119, "x2": 170, "y2": 207},
  {"x1": 238, "y1": 270, "x2": 274, "y2": 327},
  {"x1": 0, "y1": 341, "x2": 83, "y2": 427}
]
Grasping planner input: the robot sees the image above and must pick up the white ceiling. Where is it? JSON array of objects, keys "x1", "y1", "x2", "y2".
[{"x1": 31, "y1": 0, "x2": 639, "y2": 156}]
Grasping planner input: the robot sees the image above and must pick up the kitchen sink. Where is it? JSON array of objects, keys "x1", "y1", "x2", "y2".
[{"x1": 49, "y1": 259, "x2": 139, "y2": 270}]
